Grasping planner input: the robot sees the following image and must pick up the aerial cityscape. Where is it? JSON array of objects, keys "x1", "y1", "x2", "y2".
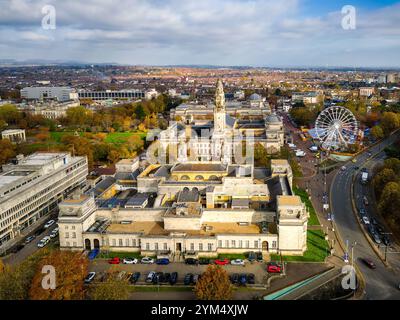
[{"x1": 0, "y1": 0, "x2": 400, "y2": 312}]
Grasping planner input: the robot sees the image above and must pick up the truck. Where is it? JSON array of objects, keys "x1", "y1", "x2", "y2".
[{"x1": 361, "y1": 172, "x2": 368, "y2": 184}]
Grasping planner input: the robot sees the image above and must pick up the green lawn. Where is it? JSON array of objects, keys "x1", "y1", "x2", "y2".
[
  {"x1": 50, "y1": 131, "x2": 82, "y2": 143},
  {"x1": 270, "y1": 230, "x2": 329, "y2": 262},
  {"x1": 105, "y1": 131, "x2": 146, "y2": 144},
  {"x1": 293, "y1": 187, "x2": 320, "y2": 226}
]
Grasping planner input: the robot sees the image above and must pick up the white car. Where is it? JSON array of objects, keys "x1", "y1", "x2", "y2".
[
  {"x1": 295, "y1": 150, "x2": 306, "y2": 157},
  {"x1": 123, "y1": 258, "x2": 138, "y2": 264},
  {"x1": 84, "y1": 272, "x2": 96, "y2": 284},
  {"x1": 141, "y1": 257, "x2": 155, "y2": 264},
  {"x1": 44, "y1": 220, "x2": 56, "y2": 228},
  {"x1": 288, "y1": 143, "x2": 297, "y2": 149},
  {"x1": 49, "y1": 229, "x2": 59, "y2": 238},
  {"x1": 362, "y1": 216, "x2": 370, "y2": 225},
  {"x1": 230, "y1": 259, "x2": 245, "y2": 266},
  {"x1": 341, "y1": 166, "x2": 346, "y2": 171},
  {"x1": 37, "y1": 236, "x2": 51, "y2": 248}
]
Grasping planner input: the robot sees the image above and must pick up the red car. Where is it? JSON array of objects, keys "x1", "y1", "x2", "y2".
[
  {"x1": 266, "y1": 262, "x2": 282, "y2": 273},
  {"x1": 108, "y1": 257, "x2": 120, "y2": 264},
  {"x1": 214, "y1": 258, "x2": 230, "y2": 266}
]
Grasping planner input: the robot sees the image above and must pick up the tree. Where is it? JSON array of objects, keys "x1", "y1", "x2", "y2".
[
  {"x1": 0, "y1": 104, "x2": 22, "y2": 125},
  {"x1": 372, "y1": 168, "x2": 397, "y2": 198},
  {"x1": 89, "y1": 274, "x2": 130, "y2": 300},
  {"x1": 194, "y1": 265, "x2": 233, "y2": 300},
  {"x1": 107, "y1": 149, "x2": 120, "y2": 164},
  {"x1": 384, "y1": 158, "x2": 400, "y2": 175},
  {"x1": 66, "y1": 106, "x2": 93, "y2": 127},
  {"x1": 29, "y1": 251, "x2": 88, "y2": 300},
  {"x1": 0, "y1": 139, "x2": 16, "y2": 165},
  {"x1": 380, "y1": 112, "x2": 400, "y2": 135},
  {"x1": 378, "y1": 181, "x2": 400, "y2": 224},
  {"x1": 0, "y1": 259, "x2": 4, "y2": 273},
  {"x1": 371, "y1": 125, "x2": 384, "y2": 140}
]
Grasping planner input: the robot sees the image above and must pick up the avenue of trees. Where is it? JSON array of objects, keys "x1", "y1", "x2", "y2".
[{"x1": 372, "y1": 158, "x2": 400, "y2": 236}]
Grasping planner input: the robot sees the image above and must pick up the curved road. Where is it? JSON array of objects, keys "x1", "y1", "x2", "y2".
[{"x1": 330, "y1": 132, "x2": 400, "y2": 299}]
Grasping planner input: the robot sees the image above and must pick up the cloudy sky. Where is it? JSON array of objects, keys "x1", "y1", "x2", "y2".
[{"x1": 0, "y1": 0, "x2": 399, "y2": 67}]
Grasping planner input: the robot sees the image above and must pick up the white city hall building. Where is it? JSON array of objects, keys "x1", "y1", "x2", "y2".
[
  {"x1": 58, "y1": 159, "x2": 308, "y2": 259},
  {"x1": 0, "y1": 152, "x2": 88, "y2": 250},
  {"x1": 159, "y1": 79, "x2": 285, "y2": 164}
]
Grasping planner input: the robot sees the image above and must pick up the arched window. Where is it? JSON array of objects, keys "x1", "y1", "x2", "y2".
[
  {"x1": 195, "y1": 175, "x2": 204, "y2": 181},
  {"x1": 180, "y1": 175, "x2": 190, "y2": 181}
]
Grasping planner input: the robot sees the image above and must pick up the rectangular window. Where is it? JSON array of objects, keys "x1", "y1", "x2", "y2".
[
  {"x1": 254, "y1": 241, "x2": 258, "y2": 249},
  {"x1": 132, "y1": 239, "x2": 136, "y2": 247},
  {"x1": 199, "y1": 243, "x2": 203, "y2": 251},
  {"x1": 125, "y1": 239, "x2": 129, "y2": 247},
  {"x1": 272, "y1": 241, "x2": 277, "y2": 248},
  {"x1": 208, "y1": 243, "x2": 212, "y2": 251},
  {"x1": 155, "y1": 243, "x2": 159, "y2": 251},
  {"x1": 245, "y1": 240, "x2": 249, "y2": 248},
  {"x1": 112, "y1": 239, "x2": 116, "y2": 246},
  {"x1": 225, "y1": 240, "x2": 229, "y2": 248},
  {"x1": 146, "y1": 243, "x2": 150, "y2": 250},
  {"x1": 239, "y1": 240, "x2": 243, "y2": 248},
  {"x1": 218, "y1": 240, "x2": 222, "y2": 248},
  {"x1": 72, "y1": 232, "x2": 76, "y2": 239},
  {"x1": 119, "y1": 239, "x2": 123, "y2": 246},
  {"x1": 164, "y1": 243, "x2": 167, "y2": 250},
  {"x1": 65, "y1": 232, "x2": 69, "y2": 239},
  {"x1": 190, "y1": 243, "x2": 194, "y2": 251},
  {"x1": 231, "y1": 240, "x2": 235, "y2": 247}
]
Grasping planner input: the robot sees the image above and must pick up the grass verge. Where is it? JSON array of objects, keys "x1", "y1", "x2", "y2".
[{"x1": 293, "y1": 186, "x2": 320, "y2": 226}]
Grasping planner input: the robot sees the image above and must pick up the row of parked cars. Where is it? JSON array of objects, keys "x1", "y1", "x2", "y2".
[
  {"x1": 229, "y1": 273, "x2": 255, "y2": 285},
  {"x1": 108, "y1": 257, "x2": 169, "y2": 265},
  {"x1": 358, "y1": 208, "x2": 391, "y2": 246}
]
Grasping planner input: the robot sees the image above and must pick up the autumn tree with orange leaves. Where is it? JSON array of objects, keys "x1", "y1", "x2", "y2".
[
  {"x1": 29, "y1": 250, "x2": 88, "y2": 300},
  {"x1": 194, "y1": 265, "x2": 233, "y2": 300}
]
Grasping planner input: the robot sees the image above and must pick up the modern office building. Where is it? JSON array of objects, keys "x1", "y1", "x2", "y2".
[
  {"x1": 21, "y1": 87, "x2": 78, "y2": 102},
  {"x1": 78, "y1": 90, "x2": 145, "y2": 100},
  {"x1": 0, "y1": 152, "x2": 88, "y2": 250}
]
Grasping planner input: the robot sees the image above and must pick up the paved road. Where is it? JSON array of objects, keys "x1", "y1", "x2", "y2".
[
  {"x1": 330, "y1": 132, "x2": 400, "y2": 300},
  {"x1": 3, "y1": 224, "x2": 58, "y2": 265}
]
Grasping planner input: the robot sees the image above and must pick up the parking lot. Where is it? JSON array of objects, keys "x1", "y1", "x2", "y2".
[{"x1": 89, "y1": 259, "x2": 268, "y2": 286}]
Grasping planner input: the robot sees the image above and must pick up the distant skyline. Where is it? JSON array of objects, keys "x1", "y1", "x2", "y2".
[{"x1": 1, "y1": 0, "x2": 400, "y2": 68}]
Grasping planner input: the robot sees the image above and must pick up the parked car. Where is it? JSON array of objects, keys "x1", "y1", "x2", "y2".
[
  {"x1": 129, "y1": 272, "x2": 141, "y2": 284},
  {"x1": 361, "y1": 258, "x2": 376, "y2": 269},
  {"x1": 37, "y1": 236, "x2": 51, "y2": 248},
  {"x1": 359, "y1": 208, "x2": 366, "y2": 216},
  {"x1": 88, "y1": 249, "x2": 99, "y2": 260},
  {"x1": 199, "y1": 258, "x2": 210, "y2": 265},
  {"x1": 146, "y1": 271, "x2": 156, "y2": 283},
  {"x1": 247, "y1": 252, "x2": 256, "y2": 263},
  {"x1": 185, "y1": 258, "x2": 199, "y2": 265},
  {"x1": 163, "y1": 273, "x2": 171, "y2": 283},
  {"x1": 363, "y1": 196, "x2": 369, "y2": 206},
  {"x1": 25, "y1": 235, "x2": 36, "y2": 244},
  {"x1": 153, "y1": 272, "x2": 164, "y2": 284},
  {"x1": 231, "y1": 259, "x2": 245, "y2": 266},
  {"x1": 84, "y1": 272, "x2": 96, "y2": 284},
  {"x1": 214, "y1": 258, "x2": 230, "y2": 266},
  {"x1": 170, "y1": 272, "x2": 178, "y2": 285},
  {"x1": 156, "y1": 258, "x2": 170, "y2": 265},
  {"x1": 141, "y1": 257, "x2": 154, "y2": 264},
  {"x1": 49, "y1": 228, "x2": 59, "y2": 238},
  {"x1": 256, "y1": 252, "x2": 263, "y2": 262},
  {"x1": 123, "y1": 258, "x2": 138, "y2": 264},
  {"x1": 382, "y1": 236, "x2": 391, "y2": 246},
  {"x1": 267, "y1": 262, "x2": 282, "y2": 273},
  {"x1": 230, "y1": 273, "x2": 239, "y2": 284},
  {"x1": 246, "y1": 273, "x2": 255, "y2": 284},
  {"x1": 371, "y1": 218, "x2": 378, "y2": 225},
  {"x1": 372, "y1": 233, "x2": 381, "y2": 244},
  {"x1": 239, "y1": 273, "x2": 247, "y2": 286},
  {"x1": 108, "y1": 257, "x2": 120, "y2": 264},
  {"x1": 44, "y1": 220, "x2": 56, "y2": 228},
  {"x1": 362, "y1": 216, "x2": 370, "y2": 225},
  {"x1": 184, "y1": 273, "x2": 194, "y2": 285},
  {"x1": 340, "y1": 166, "x2": 346, "y2": 171},
  {"x1": 193, "y1": 274, "x2": 200, "y2": 284}
]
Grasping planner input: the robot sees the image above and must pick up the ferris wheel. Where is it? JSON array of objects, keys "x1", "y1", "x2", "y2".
[{"x1": 315, "y1": 106, "x2": 358, "y2": 150}]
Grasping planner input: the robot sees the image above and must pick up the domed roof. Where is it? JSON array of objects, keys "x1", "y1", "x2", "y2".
[
  {"x1": 249, "y1": 93, "x2": 262, "y2": 101},
  {"x1": 266, "y1": 113, "x2": 281, "y2": 123}
]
